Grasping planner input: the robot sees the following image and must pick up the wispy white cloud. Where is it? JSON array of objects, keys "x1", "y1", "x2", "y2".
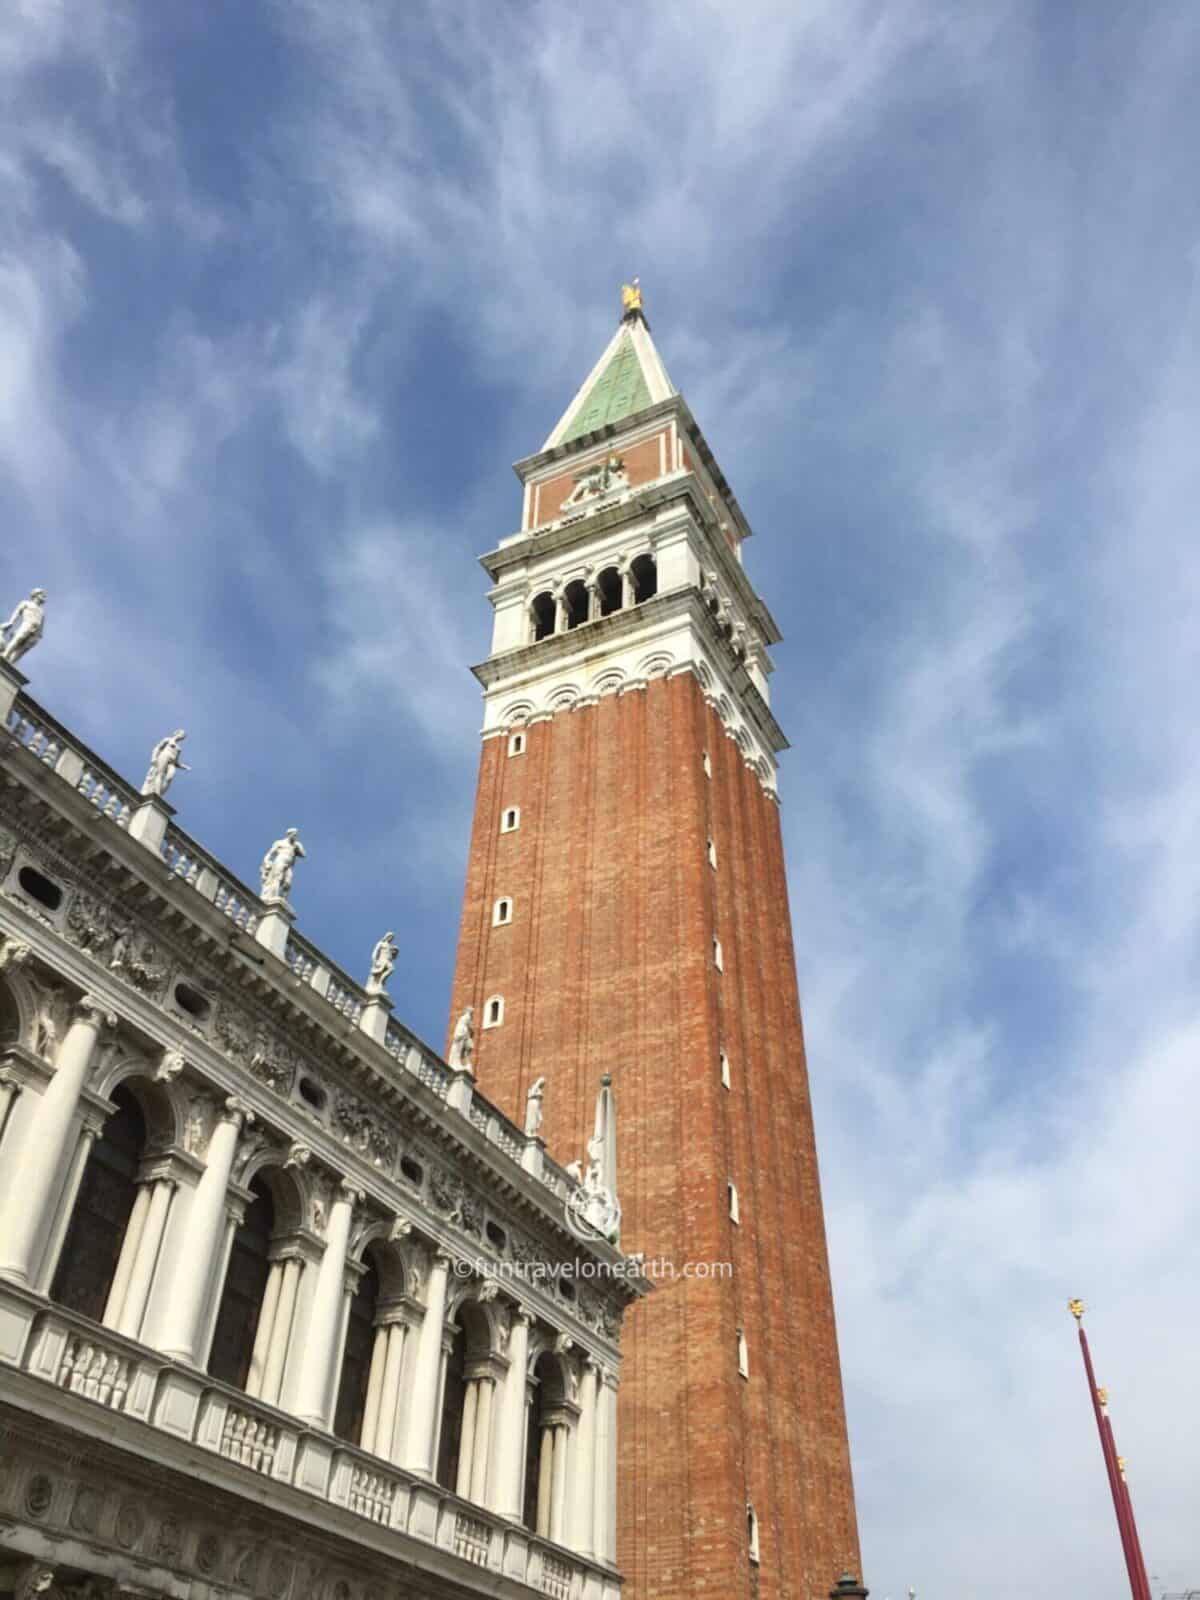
[{"x1": 2, "y1": 4, "x2": 1200, "y2": 1595}]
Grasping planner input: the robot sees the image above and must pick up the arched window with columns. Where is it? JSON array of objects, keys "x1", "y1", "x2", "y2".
[
  {"x1": 208, "y1": 1163, "x2": 306, "y2": 1402},
  {"x1": 523, "y1": 1349, "x2": 575, "y2": 1543},
  {"x1": 437, "y1": 1296, "x2": 504, "y2": 1506},
  {"x1": 50, "y1": 1083, "x2": 145, "y2": 1324},
  {"x1": 334, "y1": 1250, "x2": 380, "y2": 1444},
  {"x1": 49, "y1": 1071, "x2": 179, "y2": 1340},
  {"x1": 343, "y1": 1239, "x2": 421, "y2": 1462}
]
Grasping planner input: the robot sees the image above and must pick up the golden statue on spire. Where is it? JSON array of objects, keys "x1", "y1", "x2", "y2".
[{"x1": 621, "y1": 278, "x2": 644, "y2": 318}]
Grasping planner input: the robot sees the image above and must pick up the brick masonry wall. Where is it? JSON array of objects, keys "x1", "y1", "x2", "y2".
[{"x1": 448, "y1": 670, "x2": 861, "y2": 1600}]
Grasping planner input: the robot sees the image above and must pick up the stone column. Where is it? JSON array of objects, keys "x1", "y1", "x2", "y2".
[
  {"x1": 376, "y1": 1316, "x2": 411, "y2": 1461},
  {"x1": 197, "y1": 1202, "x2": 243, "y2": 1367},
  {"x1": 572, "y1": 1360, "x2": 599, "y2": 1556},
  {"x1": 252, "y1": 1252, "x2": 304, "y2": 1405},
  {"x1": 469, "y1": 1375, "x2": 495, "y2": 1504},
  {"x1": 554, "y1": 590, "x2": 568, "y2": 633},
  {"x1": 293, "y1": 1181, "x2": 361, "y2": 1428},
  {"x1": 157, "y1": 1099, "x2": 253, "y2": 1363},
  {"x1": 113, "y1": 1174, "x2": 177, "y2": 1339},
  {"x1": 34, "y1": 1117, "x2": 101, "y2": 1296},
  {"x1": 536, "y1": 1425, "x2": 554, "y2": 1537},
  {"x1": 0, "y1": 1074, "x2": 21, "y2": 1148},
  {"x1": 598, "y1": 1371, "x2": 619, "y2": 1561},
  {"x1": 620, "y1": 566, "x2": 634, "y2": 609},
  {"x1": 586, "y1": 580, "x2": 601, "y2": 622},
  {"x1": 456, "y1": 1378, "x2": 480, "y2": 1498},
  {"x1": 360, "y1": 1322, "x2": 389, "y2": 1453},
  {"x1": 103, "y1": 1179, "x2": 153, "y2": 1329},
  {"x1": 0, "y1": 994, "x2": 116, "y2": 1285},
  {"x1": 549, "y1": 1421, "x2": 570, "y2": 1543},
  {"x1": 492, "y1": 1309, "x2": 532, "y2": 1518},
  {"x1": 402, "y1": 1252, "x2": 451, "y2": 1477}
]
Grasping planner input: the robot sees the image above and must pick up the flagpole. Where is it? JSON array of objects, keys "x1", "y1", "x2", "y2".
[{"x1": 1068, "y1": 1301, "x2": 1152, "y2": 1600}]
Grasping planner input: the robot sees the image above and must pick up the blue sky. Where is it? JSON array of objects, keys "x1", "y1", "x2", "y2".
[{"x1": 4, "y1": 2, "x2": 1199, "y2": 1593}]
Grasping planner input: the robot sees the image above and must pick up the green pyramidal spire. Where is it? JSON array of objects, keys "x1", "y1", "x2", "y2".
[{"x1": 542, "y1": 282, "x2": 677, "y2": 452}]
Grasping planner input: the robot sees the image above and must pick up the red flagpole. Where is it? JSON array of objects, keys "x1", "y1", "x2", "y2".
[{"x1": 1069, "y1": 1301, "x2": 1152, "y2": 1600}]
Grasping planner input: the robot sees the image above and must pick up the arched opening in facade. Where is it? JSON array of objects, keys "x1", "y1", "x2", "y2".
[
  {"x1": 631, "y1": 553, "x2": 657, "y2": 603},
  {"x1": 563, "y1": 579, "x2": 589, "y2": 630},
  {"x1": 523, "y1": 1350, "x2": 572, "y2": 1539},
  {"x1": 596, "y1": 566, "x2": 622, "y2": 616},
  {"x1": 333, "y1": 1250, "x2": 381, "y2": 1444},
  {"x1": 208, "y1": 1173, "x2": 275, "y2": 1391},
  {"x1": 436, "y1": 1300, "x2": 495, "y2": 1503},
  {"x1": 530, "y1": 592, "x2": 556, "y2": 642},
  {"x1": 51, "y1": 1083, "x2": 146, "y2": 1324}
]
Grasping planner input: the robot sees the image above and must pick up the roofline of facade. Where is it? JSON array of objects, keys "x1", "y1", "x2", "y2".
[{"x1": 1, "y1": 674, "x2": 650, "y2": 1305}]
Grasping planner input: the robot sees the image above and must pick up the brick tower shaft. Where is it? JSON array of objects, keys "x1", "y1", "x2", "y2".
[{"x1": 449, "y1": 289, "x2": 862, "y2": 1600}]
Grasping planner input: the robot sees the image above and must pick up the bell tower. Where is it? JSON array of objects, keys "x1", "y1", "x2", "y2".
[{"x1": 449, "y1": 286, "x2": 863, "y2": 1600}]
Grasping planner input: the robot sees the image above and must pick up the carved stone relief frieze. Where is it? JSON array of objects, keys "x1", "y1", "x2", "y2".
[
  {"x1": 64, "y1": 892, "x2": 119, "y2": 962},
  {"x1": 333, "y1": 1089, "x2": 395, "y2": 1168},
  {"x1": 108, "y1": 925, "x2": 168, "y2": 1001}
]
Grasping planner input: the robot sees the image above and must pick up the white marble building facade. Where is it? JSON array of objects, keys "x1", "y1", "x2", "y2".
[{"x1": 0, "y1": 651, "x2": 643, "y2": 1600}]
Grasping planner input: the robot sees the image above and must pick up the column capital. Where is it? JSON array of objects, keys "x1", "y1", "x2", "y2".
[
  {"x1": 223, "y1": 1094, "x2": 256, "y2": 1127},
  {"x1": 339, "y1": 1177, "x2": 367, "y2": 1207},
  {"x1": 73, "y1": 993, "x2": 119, "y2": 1031}
]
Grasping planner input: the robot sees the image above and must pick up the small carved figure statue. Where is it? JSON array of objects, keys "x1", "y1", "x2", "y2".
[
  {"x1": 366, "y1": 930, "x2": 399, "y2": 995},
  {"x1": 447, "y1": 1006, "x2": 475, "y2": 1073},
  {"x1": 260, "y1": 827, "x2": 305, "y2": 901},
  {"x1": 141, "y1": 728, "x2": 190, "y2": 798},
  {"x1": 562, "y1": 454, "x2": 629, "y2": 509},
  {"x1": 1, "y1": 588, "x2": 47, "y2": 666},
  {"x1": 524, "y1": 1074, "x2": 545, "y2": 1138}
]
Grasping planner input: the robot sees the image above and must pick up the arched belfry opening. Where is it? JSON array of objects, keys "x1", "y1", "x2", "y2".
[
  {"x1": 531, "y1": 591, "x2": 556, "y2": 642},
  {"x1": 597, "y1": 566, "x2": 622, "y2": 616},
  {"x1": 564, "y1": 579, "x2": 589, "y2": 629},
  {"x1": 631, "y1": 552, "x2": 657, "y2": 603}
]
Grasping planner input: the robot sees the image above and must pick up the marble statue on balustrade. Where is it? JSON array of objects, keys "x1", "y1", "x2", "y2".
[
  {"x1": 141, "y1": 728, "x2": 190, "y2": 798},
  {"x1": 1, "y1": 587, "x2": 47, "y2": 666},
  {"x1": 366, "y1": 930, "x2": 398, "y2": 995},
  {"x1": 524, "y1": 1075, "x2": 545, "y2": 1138},
  {"x1": 260, "y1": 827, "x2": 305, "y2": 902},
  {"x1": 448, "y1": 1005, "x2": 475, "y2": 1072}
]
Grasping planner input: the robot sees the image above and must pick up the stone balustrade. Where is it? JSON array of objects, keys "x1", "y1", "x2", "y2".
[{"x1": 1, "y1": 1284, "x2": 622, "y2": 1600}]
